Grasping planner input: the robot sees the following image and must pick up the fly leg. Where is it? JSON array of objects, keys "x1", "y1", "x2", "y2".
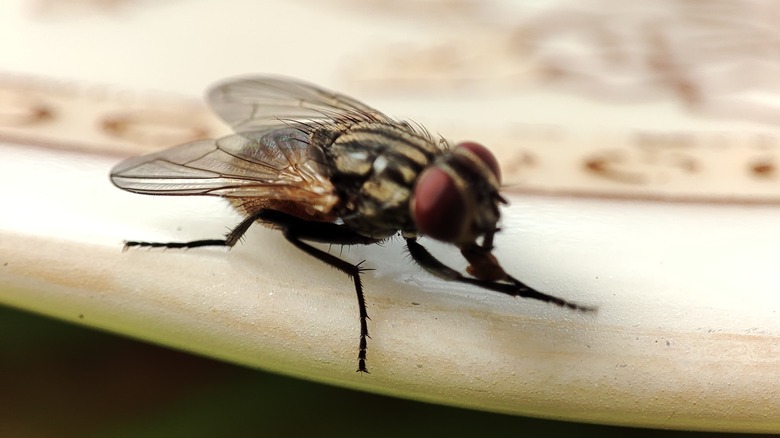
[
  {"x1": 123, "y1": 212, "x2": 257, "y2": 250},
  {"x1": 125, "y1": 208, "x2": 380, "y2": 373},
  {"x1": 253, "y1": 210, "x2": 381, "y2": 374},
  {"x1": 405, "y1": 238, "x2": 594, "y2": 312}
]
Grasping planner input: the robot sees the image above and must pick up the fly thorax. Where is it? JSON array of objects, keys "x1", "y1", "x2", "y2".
[{"x1": 328, "y1": 122, "x2": 439, "y2": 234}]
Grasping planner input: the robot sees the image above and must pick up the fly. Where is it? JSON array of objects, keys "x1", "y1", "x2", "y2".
[{"x1": 110, "y1": 76, "x2": 594, "y2": 373}]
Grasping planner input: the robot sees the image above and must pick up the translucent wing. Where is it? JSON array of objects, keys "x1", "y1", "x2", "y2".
[
  {"x1": 207, "y1": 76, "x2": 393, "y2": 132},
  {"x1": 110, "y1": 128, "x2": 338, "y2": 214}
]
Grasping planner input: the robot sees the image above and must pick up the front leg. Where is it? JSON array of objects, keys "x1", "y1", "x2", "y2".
[{"x1": 405, "y1": 238, "x2": 594, "y2": 312}]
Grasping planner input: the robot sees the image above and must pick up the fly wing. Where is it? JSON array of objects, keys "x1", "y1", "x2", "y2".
[
  {"x1": 110, "y1": 128, "x2": 338, "y2": 214},
  {"x1": 207, "y1": 76, "x2": 393, "y2": 132}
]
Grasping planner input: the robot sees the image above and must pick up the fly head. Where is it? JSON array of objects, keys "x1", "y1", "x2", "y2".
[{"x1": 411, "y1": 141, "x2": 511, "y2": 280}]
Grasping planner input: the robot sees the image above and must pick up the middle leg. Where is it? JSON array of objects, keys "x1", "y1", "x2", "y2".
[{"x1": 258, "y1": 210, "x2": 381, "y2": 373}]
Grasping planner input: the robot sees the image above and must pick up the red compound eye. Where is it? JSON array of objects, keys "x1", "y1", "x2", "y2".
[
  {"x1": 412, "y1": 167, "x2": 467, "y2": 242},
  {"x1": 455, "y1": 141, "x2": 501, "y2": 183}
]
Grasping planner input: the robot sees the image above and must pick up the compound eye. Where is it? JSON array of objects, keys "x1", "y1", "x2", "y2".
[
  {"x1": 412, "y1": 167, "x2": 467, "y2": 242},
  {"x1": 455, "y1": 141, "x2": 501, "y2": 184}
]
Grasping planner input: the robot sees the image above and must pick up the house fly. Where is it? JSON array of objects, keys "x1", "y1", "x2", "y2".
[{"x1": 110, "y1": 76, "x2": 593, "y2": 373}]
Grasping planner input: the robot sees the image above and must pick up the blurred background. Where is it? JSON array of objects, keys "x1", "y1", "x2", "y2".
[{"x1": 2, "y1": 0, "x2": 779, "y2": 435}]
